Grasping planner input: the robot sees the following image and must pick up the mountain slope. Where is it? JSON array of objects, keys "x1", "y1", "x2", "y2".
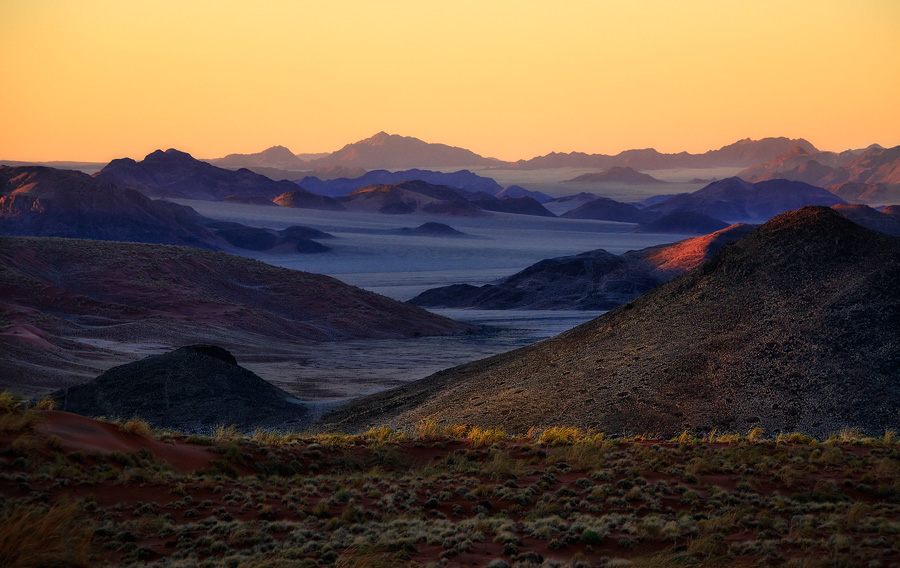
[
  {"x1": 326, "y1": 207, "x2": 900, "y2": 437},
  {"x1": 560, "y1": 197, "x2": 653, "y2": 223},
  {"x1": 1, "y1": 165, "x2": 219, "y2": 249},
  {"x1": 0, "y1": 237, "x2": 471, "y2": 395}
]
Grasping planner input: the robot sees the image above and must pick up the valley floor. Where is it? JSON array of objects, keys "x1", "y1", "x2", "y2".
[{"x1": 2, "y1": 404, "x2": 899, "y2": 567}]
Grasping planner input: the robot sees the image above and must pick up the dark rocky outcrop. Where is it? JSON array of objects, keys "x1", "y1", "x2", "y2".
[
  {"x1": 327, "y1": 207, "x2": 900, "y2": 438},
  {"x1": 52, "y1": 346, "x2": 309, "y2": 431}
]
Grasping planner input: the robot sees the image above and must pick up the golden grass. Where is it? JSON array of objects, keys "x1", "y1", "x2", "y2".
[
  {"x1": 0, "y1": 501, "x2": 92, "y2": 568},
  {"x1": 467, "y1": 426, "x2": 506, "y2": 448},
  {"x1": 122, "y1": 418, "x2": 153, "y2": 438}
]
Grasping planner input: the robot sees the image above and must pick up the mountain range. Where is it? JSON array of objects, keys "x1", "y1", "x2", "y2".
[
  {"x1": 738, "y1": 145, "x2": 900, "y2": 204},
  {"x1": 325, "y1": 207, "x2": 900, "y2": 437},
  {"x1": 201, "y1": 133, "x2": 824, "y2": 172}
]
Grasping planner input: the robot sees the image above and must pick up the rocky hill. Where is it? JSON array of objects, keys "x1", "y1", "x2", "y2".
[
  {"x1": 52, "y1": 345, "x2": 310, "y2": 431},
  {"x1": 409, "y1": 224, "x2": 754, "y2": 310},
  {"x1": 635, "y1": 211, "x2": 730, "y2": 234},
  {"x1": 0, "y1": 237, "x2": 471, "y2": 395},
  {"x1": 327, "y1": 207, "x2": 900, "y2": 437}
]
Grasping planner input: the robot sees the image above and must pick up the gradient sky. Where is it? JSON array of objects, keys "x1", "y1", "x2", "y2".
[{"x1": 2, "y1": 0, "x2": 899, "y2": 162}]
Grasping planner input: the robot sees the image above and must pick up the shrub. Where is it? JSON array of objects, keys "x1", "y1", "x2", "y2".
[
  {"x1": 122, "y1": 418, "x2": 153, "y2": 438},
  {"x1": 0, "y1": 391, "x2": 23, "y2": 413}
]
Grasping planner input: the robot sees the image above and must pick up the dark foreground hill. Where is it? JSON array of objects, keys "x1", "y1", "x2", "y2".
[
  {"x1": 52, "y1": 345, "x2": 309, "y2": 431},
  {"x1": 327, "y1": 207, "x2": 900, "y2": 437},
  {"x1": 410, "y1": 224, "x2": 755, "y2": 310},
  {"x1": 0, "y1": 237, "x2": 470, "y2": 395}
]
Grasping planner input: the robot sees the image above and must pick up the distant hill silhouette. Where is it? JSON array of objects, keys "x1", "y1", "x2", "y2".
[
  {"x1": 272, "y1": 190, "x2": 346, "y2": 211},
  {"x1": 494, "y1": 185, "x2": 552, "y2": 203},
  {"x1": 209, "y1": 145, "x2": 310, "y2": 170},
  {"x1": 543, "y1": 192, "x2": 600, "y2": 216},
  {"x1": 98, "y1": 149, "x2": 339, "y2": 207},
  {"x1": 560, "y1": 197, "x2": 653, "y2": 223},
  {"x1": 409, "y1": 224, "x2": 755, "y2": 310},
  {"x1": 739, "y1": 145, "x2": 900, "y2": 205},
  {"x1": 635, "y1": 211, "x2": 730, "y2": 234},
  {"x1": 331, "y1": 180, "x2": 554, "y2": 218},
  {"x1": 564, "y1": 166, "x2": 668, "y2": 185},
  {"x1": 327, "y1": 207, "x2": 900, "y2": 437},
  {"x1": 297, "y1": 168, "x2": 504, "y2": 197},
  {"x1": 644, "y1": 178, "x2": 845, "y2": 222},
  {"x1": 309, "y1": 132, "x2": 500, "y2": 169},
  {"x1": 509, "y1": 137, "x2": 817, "y2": 170},
  {"x1": 831, "y1": 204, "x2": 900, "y2": 236},
  {"x1": 393, "y1": 222, "x2": 467, "y2": 237},
  {"x1": 52, "y1": 345, "x2": 310, "y2": 432}
]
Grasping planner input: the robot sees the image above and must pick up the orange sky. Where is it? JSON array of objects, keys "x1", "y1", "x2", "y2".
[{"x1": 1, "y1": 0, "x2": 899, "y2": 162}]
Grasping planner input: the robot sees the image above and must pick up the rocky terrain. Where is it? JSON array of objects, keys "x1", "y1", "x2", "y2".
[
  {"x1": 328, "y1": 207, "x2": 900, "y2": 437},
  {"x1": 51, "y1": 345, "x2": 311, "y2": 431},
  {"x1": 0, "y1": 237, "x2": 471, "y2": 395},
  {"x1": 409, "y1": 224, "x2": 755, "y2": 310}
]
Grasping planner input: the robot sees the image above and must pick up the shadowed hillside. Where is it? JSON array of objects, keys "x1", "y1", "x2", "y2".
[
  {"x1": 327, "y1": 207, "x2": 900, "y2": 437},
  {"x1": 0, "y1": 237, "x2": 471, "y2": 395}
]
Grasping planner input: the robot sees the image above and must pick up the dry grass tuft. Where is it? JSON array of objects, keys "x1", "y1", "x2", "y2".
[
  {"x1": 122, "y1": 418, "x2": 153, "y2": 438},
  {"x1": 0, "y1": 501, "x2": 93, "y2": 568},
  {"x1": 468, "y1": 426, "x2": 506, "y2": 448}
]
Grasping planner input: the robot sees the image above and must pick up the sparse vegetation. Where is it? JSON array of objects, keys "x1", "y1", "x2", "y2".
[{"x1": 1, "y1": 405, "x2": 899, "y2": 567}]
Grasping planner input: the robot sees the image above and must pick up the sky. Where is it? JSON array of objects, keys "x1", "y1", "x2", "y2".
[{"x1": 2, "y1": 0, "x2": 899, "y2": 162}]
